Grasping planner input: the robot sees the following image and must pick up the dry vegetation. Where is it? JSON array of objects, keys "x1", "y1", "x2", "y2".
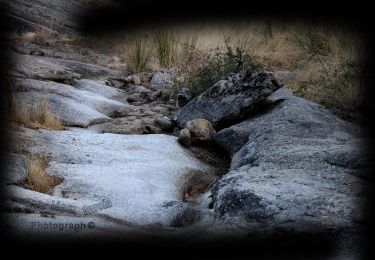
[
  {"x1": 118, "y1": 22, "x2": 365, "y2": 120},
  {"x1": 10, "y1": 100, "x2": 65, "y2": 130},
  {"x1": 14, "y1": 27, "x2": 74, "y2": 47},
  {"x1": 12, "y1": 21, "x2": 366, "y2": 121},
  {"x1": 124, "y1": 36, "x2": 151, "y2": 73},
  {"x1": 23, "y1": 154, "x2": 63, "y2": 193}
]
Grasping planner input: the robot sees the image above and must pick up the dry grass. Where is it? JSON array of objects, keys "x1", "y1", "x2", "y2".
[
  {"x1": 13, "y1": 21, "x2": 364, "y2": 120},
  {"x1": 11, "y1": 103, "x2": 36, "y2": 129},
  {"x1": 146, "y1": 57, "x2": 161, "y2": 72},
  {"x1": 153, "y1": 28, "x2": 179, "y2": 68},
  {"x1": 123, "y1": 36, "x2": 151, "y2": 73},
  {"x1": 13, "y1": 27, "x2": 75, "y2": 49},
  {"x1": 24, "y1": 154, "x2": 63, "y2": 193},
  {"x1": 20, "y1": 30, "x2": 51, "y2": 46},
  {"x1": 10, "y1": 100, "x2": 65, "y2": 130},
  {"x1": 283, "y1": 27, "x2": 365, "y2": 119},
  {"x1": 171, "y1": 22, "x2": 365, "y2": 119},
  {"x1": 112, "y1": 23, "x2": 364, "y2": 119},
  {"x1": 38, "y1": 101, "x2": 65, "y2": 130}
]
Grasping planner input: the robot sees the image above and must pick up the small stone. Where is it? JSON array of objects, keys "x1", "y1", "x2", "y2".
[
  {"x1": 178, "y1": 128, "x2": 191, "y2": 148},
  {"x1": 113, "y1": 56, "x2": 121, "y2": 62},
  {"x1": 144, "y1": 125, "x2": 162, "y2": 134},
  {"x1": 177, "y1": 88, "x2": 192, "y2": 107},
  {"x1": 132, "y1": 75, "x2": 141, "y2": 85},
  {"x1": 129, "y1": 119, "x2": 146, "y2": 134},
  {"x1": 127, "y1": 94, "x2": 143, "y2": 103},
  {"x1": 176, "y1": 76, "x2": 185, "y2": 83},
  {"x1": 150, "y1": 72, "x2": 171, "y2": 88},
  {"x1": 133, "y1": 85, "x2": 151, "y2": 94},
  {"x1": 185, "y1": 118, "x2": 216, "y2": 143},
  {"x1": 125, "y1": 76, "x2": 133, "y2": 83},
  {"x1": 154, "y1": 117, "x2": 174, "y2": 132}
]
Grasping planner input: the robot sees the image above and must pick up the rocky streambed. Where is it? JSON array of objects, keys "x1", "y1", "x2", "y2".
[
  {"x1": 3, "y1": 48, "x2": 233, "y2": 238},
  {"x1": 3, "y1": 65, "x2": 370, "y2": 246},
  {"x1": 2, "y1": 1, "x2": 372, "y2": 258}
]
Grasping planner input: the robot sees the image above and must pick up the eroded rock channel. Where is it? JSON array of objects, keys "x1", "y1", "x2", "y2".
[{"x1": 1, "y1": 1, "x2": 372, "y2": 258}]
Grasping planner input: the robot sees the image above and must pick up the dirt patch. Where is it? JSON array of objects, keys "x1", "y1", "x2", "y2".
[
  {"x1": 175, "y1": 140, "x2": 230, "y2": 202},
  {"x1": 188, "y1": 145, "x2": 230, "y2": 177},
  {"x1": 179, "y1": 170, "x2": 217, "y2": 202}
]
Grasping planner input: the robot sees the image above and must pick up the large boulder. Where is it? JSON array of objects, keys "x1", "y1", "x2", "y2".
[
  {"x1": 174, "y1": 72, "x2": 283, "y2": 129},
  {"x1": 211, "y1": 89, "x2": 370, "y2": 233}
]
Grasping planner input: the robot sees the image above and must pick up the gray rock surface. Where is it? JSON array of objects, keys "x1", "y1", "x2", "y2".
[
  {"x1": 13, "y1": 42, "x2": 116, "y2": 67},
  {"x1": 150, "y1": 72, "x2": 172, "y2": 88},
  {"x1": 13, "y1": 78, "x2": 130, "y2": 127},
  {"x1": 12, "y1": 53, "x2": 122, "y2": 82},
  {"x1": 2, "y1": 153, "x2": 27, "y2": 184},
  {"x1": 73, "y1": 79, "x2": 128, "y2": 102},
  {"x1": 211, "y1": 89, "x2": 369, "y2": 233},
  {"x1": 6, "y1": 0, "x2": 88, "y2": 35},
  {"x1": 5, "y1": 128, "x2": 216, "y2": 227},
  {"x1": 5, "y1": 1, "x2": 370, "y2": 255},
  {"x1": 174, "y1": 72, "x2": 282, "y2": 129}
]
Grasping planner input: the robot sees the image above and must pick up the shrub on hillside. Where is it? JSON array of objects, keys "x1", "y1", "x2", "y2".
[{"x1": 185, "y1": 36, "x2": 264, "y2": 96}]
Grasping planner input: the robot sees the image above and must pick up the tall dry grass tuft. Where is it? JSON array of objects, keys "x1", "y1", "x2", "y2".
[
  {"x1": 38, "y1": 101, "x2": 65, "y2": 130},
  {"x1": 20, "y1": 29, "x2": 52, "y2": 46},
  {"x1": 24, "y1": 155, "x2": 63, "y2": 193},
  {"x1": 180, "y1": 33, "x2": 199, "y2": 63},
  {"x1": 190, "y1": 22, "x2": 365, "y2": 120},
  {"x1": 10, "y1": 100, "x2": 65, "y2": 130},
  {"x1": 112, "y1": 22, "x2": 364, "y2": 120},
  {"x1": 11, "y1": 101, "x2": 36, "y2": 129},
  {"x1": 124, "y1": 37, "x2": 151, "y2": 73},
  {"x1": 285, "y1": 27, "x2": 365, "y2": 119},
  {"x1": 153, "y1": 28, "x2": 178, "y2": 68}
]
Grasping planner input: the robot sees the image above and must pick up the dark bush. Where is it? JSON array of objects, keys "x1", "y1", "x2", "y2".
[{"x1": 186, "y1": 37, "x2": 264, "y2": 96}]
